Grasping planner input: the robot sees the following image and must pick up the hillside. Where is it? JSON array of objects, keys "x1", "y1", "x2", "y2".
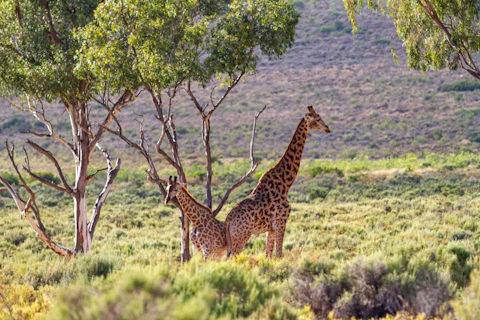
[{"x1": 1, "y1": 0, "x2": 480, "y2": 169}]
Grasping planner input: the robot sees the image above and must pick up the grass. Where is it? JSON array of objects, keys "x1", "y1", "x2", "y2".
[{"x1": 1, "y1": 154, "x2": 480, "y2": 318}]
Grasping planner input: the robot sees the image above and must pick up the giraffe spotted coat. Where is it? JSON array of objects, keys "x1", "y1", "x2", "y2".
[
  {"x1": 165, "y1": 177, "x2": 226, "y2": 259},
  {"x1": 225, "y1": 106, "x2": 330, "y2": 258}
]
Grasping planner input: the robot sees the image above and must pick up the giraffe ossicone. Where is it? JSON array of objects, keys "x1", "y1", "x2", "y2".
[{"x1": 225, "y1": 106, "x2": 330, "y2": 258}]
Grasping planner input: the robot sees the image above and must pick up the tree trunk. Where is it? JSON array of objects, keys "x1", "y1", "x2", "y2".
[
  {"x1": 73, "y1": 102, "x2": 92, "y2": 254},
  {"x1": 179, "y1": 209, "x2": 191, "y2": 263}
]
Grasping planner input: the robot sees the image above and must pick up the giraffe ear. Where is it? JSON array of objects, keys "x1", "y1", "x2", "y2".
[{"x1": 307, "y1": 106, "x2": 318, "y2": 116}]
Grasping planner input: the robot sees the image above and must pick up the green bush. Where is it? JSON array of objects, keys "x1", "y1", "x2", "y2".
[
  {"x1": 307, "y1": 187, "x2": 329, "y2": 200},
  {"x1": 0, "y1": 171, "x2": 19, "y2": 185},
  {"x1": 438, "y1": 80, "x2": 480, "y2": 92},
  {"x1": 291, "y1": 255, "x2": 454, "y2": 319},
  {"x1": 47, "y1": 262, "x2": 296, "y2": 320},
  {"x1": 307, "y1": 165, "x2": 344, "y2": 178},
  {"x1": 373, "y1": 38, "x2": 390, "y2": 45},
  {"x1": 453, "y1": 270, "x2": 480, "y2": 320}
]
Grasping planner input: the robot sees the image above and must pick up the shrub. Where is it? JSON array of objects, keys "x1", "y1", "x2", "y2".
[
  {"x1": 290, "y1": 255, "x2": 454, "y2": 319},
  {"x1": 307, "y1": 165, "x2": 344, "y2": 178},
  {"x1": 438, "y1": 80, "x2": 480, "y2": 92},
  {"x1": 48, "y1": 261, "x2": 296, "y2": 320},
  {"x1": 374, "y1": 38, "x2": 390, "y2": 45},
  {"x1": 307, "y1": 187, "x2": 329, "y2": 200},
  {"x1": 29, "y1": 171, "x2": 61, "y2": 186},
  {"x1": 72, "y1": 253, "x2": 123, "y2": 281},
  {"x1": 453, "y1": 271, "x2": 480, "y2": 320},
  {"x1": 437, "y1": 245, "x2": 474, "y2": 288},
  {"x1": 0, "y1": 172, "x2": 19, "y2": 185},
  {"x1": 432, "y1": 129, "x2": 443, "y2": 140}
]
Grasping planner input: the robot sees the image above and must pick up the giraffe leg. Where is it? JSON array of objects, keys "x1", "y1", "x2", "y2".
[
  {"x1": 274, "y1": 225, "x2": 286, "y2": 258},
  {"x1": 231, "y1": 232, "x2": 251, "y2": 256},
  {"x1": 265, "y1": 231, "x2": 275, "y2": 258},
  {"x1": 273, "y1": 203, "x2": 291, "y2": 258}
]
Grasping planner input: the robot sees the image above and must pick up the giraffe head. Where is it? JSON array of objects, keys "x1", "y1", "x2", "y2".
[
  {"x1": 165, "y1": 176, "x2": 185, "y2": 204},
  {"x1": 304, "y1": 106, "x2": 330, "y2": 133}
]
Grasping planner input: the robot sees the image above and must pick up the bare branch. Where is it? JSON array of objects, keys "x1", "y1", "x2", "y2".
[
  {"x1": 26, "y1": 140, "x2": 73, "y2": 194},
  {"x1": 18, "y1": 96, "x2": 76, "y2": 151},
  {"x1": 209, "y1": 72, "x2": 245, "y2": 115},
  {"x1": 86, "y1": 167, "x2": 108, "y2": 183},
  {"x1": 88, "y1": 145, "x2": 121, "y2": 238},
  {"x1": 212, "y1": 106, "x2": 265, "y2": 216},
  {"x1": 100, "y1": 112, "x2": 169, "y2": 197},
  {"x1": 212, "y1": 161, "x2": 260, "y2": 217},
  {"x1": 186, "y1": 80, "x2": 205, "y2": 115},
  {"x1": 90, "y1": 89, "x2": 137, "y2": 155},
  {"x1": 0, "y1": 142, "x2": 74, "y2": 257},
  {"x1": 250, "y1": 105, "x2": 267, "y2": 167}
]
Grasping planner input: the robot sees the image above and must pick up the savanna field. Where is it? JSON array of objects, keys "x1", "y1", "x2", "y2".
[{"x1": 2, "y1": 0, "x2": 480, "y2": 319}]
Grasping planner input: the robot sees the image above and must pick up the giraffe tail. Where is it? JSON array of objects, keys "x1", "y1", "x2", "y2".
[{"x1": 225, "y1": 220, "x2": 232, "y2": 258}]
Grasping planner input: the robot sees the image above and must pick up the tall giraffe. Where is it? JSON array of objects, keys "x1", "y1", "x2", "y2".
[
  {"x1": 225, "y1": 106, "x2": 330, "y2": 258},
  {"x1": 165, "y1": 176, "x2": 227, "y2": 259}
]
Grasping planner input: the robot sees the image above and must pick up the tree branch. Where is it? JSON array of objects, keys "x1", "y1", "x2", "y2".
[
  {"x1": 26, "y1": 140, "x2": 73, "y2": 195},
  {"x1": 0, "y1": 142, "x2": 74, "y2": 257},
  {"x1": 212, "y1": 106, "x2": 266, "y2": 216},
  {"x1": 418, "y1": 0, "x2": 480, "y2": 79},
  {"x1": 18, "y1": 96, "x2": 76, "y2": 152},
  {"x1": 88, "y1": 144, "x2": 121, "y2": 238},
  {"x1": 39, "y1": 0, "x2": 61, "y2": 44},
  {"x1": 89, "y1": 89, "x2": 137, "y2": 156}
]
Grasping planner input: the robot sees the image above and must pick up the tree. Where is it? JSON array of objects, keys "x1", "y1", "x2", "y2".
[
  {"x1": 78, "y1": 0, "x2": 299, "y2": 262},
  {"x1": 344, "y1": 0, "x2": 480, "y2": 80},
  {"x1": 0, "y1": 1, "x2": 138, "y2": 256}
]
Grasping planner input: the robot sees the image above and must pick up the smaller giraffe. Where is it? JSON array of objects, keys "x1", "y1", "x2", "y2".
[{"x1": 165, "y1": 176, "x2": 227, "y2": 259}]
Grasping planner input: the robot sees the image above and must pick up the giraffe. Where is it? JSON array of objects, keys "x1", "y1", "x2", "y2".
[
  {"x1": 225, "y1": 106, "x2": 330, "y2": 258},
  {"x1": 165, "y1": 176, "x2": 227, "y2": 259}
]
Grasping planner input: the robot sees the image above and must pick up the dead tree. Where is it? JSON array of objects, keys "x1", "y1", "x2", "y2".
[
  {"x1": 103, "y1": 83, "x2": 266, "y2": 263},
  {"x1": 0, "y1": 90, "x2": 137, "y2": 256}
]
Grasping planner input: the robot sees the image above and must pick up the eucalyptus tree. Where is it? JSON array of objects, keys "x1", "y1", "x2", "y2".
[
  {"x1": 0, "y1": 1, "x2": 137, "y2": 256},
  {"x1": 344, "y1": 0, "x2": 480, "y2": 80},
  {"x1": 79, "y1": 0, "x2": 299, "y2": 262}
]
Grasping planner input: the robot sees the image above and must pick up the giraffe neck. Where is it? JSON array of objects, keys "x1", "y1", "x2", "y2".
[
  {"x1": 175, "y1": 187, "x2": 211, "y2": 225},
  {"x1": 268, "y1": 118, "x2": 309, "y2": 192}
]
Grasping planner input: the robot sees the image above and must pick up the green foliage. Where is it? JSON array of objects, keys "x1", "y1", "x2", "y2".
[
  {"x1": 344, "y1": 0, "x2": 480, "y2": 76},
  {"x1": 78, "y1": 0, "x2": 299, "y2": 92},
  {"x1": 291, "y1": 254, "x2": 453, "y2": 319},
  {"x1": 29, "y1": 171, "x2": 61, "y2": 186},
  {"x1": 47, "y1": 261, "x2": 296, "y2": 319},
  {"x1": 2, "y1": 154, "x2": 480, "y2": 318},
  {"x1": 307, "y1": 187, "x2": 329, "y2": 200},
  {"x1": 0, "y1": 117, "x2": 31, "y2": 133},
  {"x1": 0, "y1": 0, "x2": 100, "y2": 100},
  {"x1": 374, "y1": 38, "x2": 390, "y2": 46},
  {"x1": 0, "y1": 171, "x2": 19, "y2": 185},
  {"x1": 438, "y1": 80, "x2": 480, "y2": 92},
  {"x1": 453, "y1": 271, "x2": 480, "y2": 320}
]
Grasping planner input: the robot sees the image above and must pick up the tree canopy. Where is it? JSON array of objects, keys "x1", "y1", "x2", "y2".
[
  {"x1": 77, "y1": 0, "x2": 299, "y2": 92},
  {"x1": 344, "y1": 0, "x2": 480, "y2": 80},
  {"x1": 0, "y1": 0, "x2": 100, "y2": 102}
]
